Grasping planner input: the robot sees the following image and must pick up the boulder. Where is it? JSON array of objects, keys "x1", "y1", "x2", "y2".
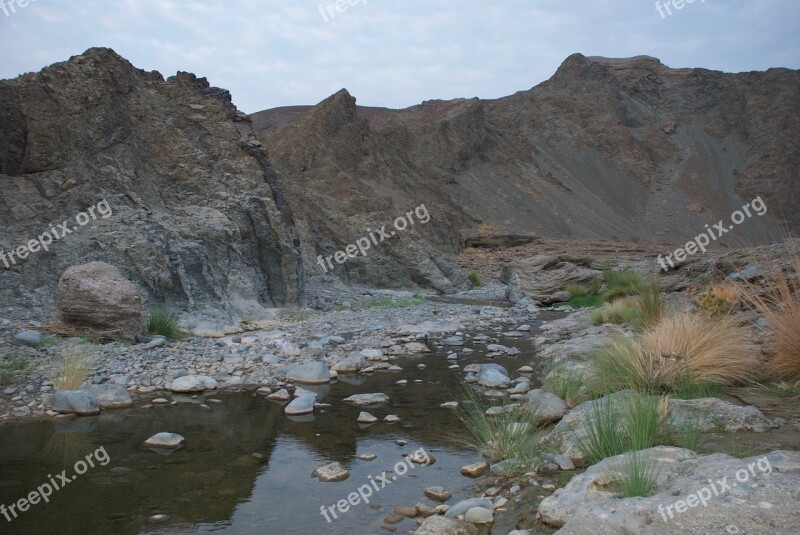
[
  {"x1": 14, "y1": 330, "x2": 44, "y2": 347},
  {"x1": 285, "y1": 395, "x2": 315, "y2": 415},
  {"x1": 478, "y1": 369, "x2": 510, "y2": 388},
  {"x1": 57, "y1": 262, "x2": 144, "y2": 340},
  {"x1": 523, "y1": 389, "x2": 568, "y2": 424},
  {"x1": 332, "y1": 352, "x2": 367, "y2": 373},
  {"x1": 285, "y1": 360, "x2": 331, "y2": 384},
  {"x1": 53, "y1": 389, "x2": 100, "y2": 416},
  {"x1": 86, "y1": 384, "x2": 133, "y2": 409}
]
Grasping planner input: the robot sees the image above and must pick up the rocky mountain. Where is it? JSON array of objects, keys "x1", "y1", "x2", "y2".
[
  {"x1": 255, "y1": 54, "x2": 798, "y2": 265},
  {"x1": 0, "y1": 48, "x2": 302, "y2": 321},
  {"x1": 1, "y1": 49, "x2": 798, "y2": 319}
]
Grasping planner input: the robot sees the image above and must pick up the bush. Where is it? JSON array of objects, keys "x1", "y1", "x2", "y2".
[
  {"x1": 51, "y1": 345, "x2": 95, "y2": 390},
  {"x1": 466, "y1": 271, "x2": 483, "y2": 287},
  {"x1": 612, "y1": 451, "x2": 661, "y2": 498},
  {"x1": 740, "y1": 247, "x2": 800, "y2": 380},
  {"x1": 591, "y1": 312, "x2": 756, "y2": 395},
  {"x1": 453, "y1": 386, "x2": 542, "y2": 469},
  {"x1": 145, "y1": 307, "x2": 183, "y2": 340},
  {"x1": 604, "y1": 268, "x2": 644, "y2": 297}
]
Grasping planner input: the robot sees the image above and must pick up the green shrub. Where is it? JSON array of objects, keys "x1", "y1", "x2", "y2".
[
  {"x1": 590, "y1": 299, "x2": 642, "y2": 326},
  {"x1": 566, "y1": 283, "x2": 589, "y2": 296},
  {"x1": 146, "y1": 307, "x2": 183, "y2": 340},
  {"x1": 544, "y1": 366, "x2": 589, "y2": 407},
  {"x1": 466, "y1": 271, "x2": 483, "y2": 287},
  {"x1": 613, "y1": 451, "x2": 661, "y2": 498},
  {"x1": 604, "y1": 268, "x2": 644, "y2": 296},
  {"x1": 578, "y1": 396, "x2": 629, "y2": 464}
]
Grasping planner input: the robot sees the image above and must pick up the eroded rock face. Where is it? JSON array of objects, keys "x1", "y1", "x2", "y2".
[
  {"x1": 501, "y1": 256, "x2": 602, "y2": 305},
  {"x1": 57, "y1": 262, "x2": 144, "y2": 340},
  {"x1": 0, "y1": 47, "x2": 302, "y2": 318}
]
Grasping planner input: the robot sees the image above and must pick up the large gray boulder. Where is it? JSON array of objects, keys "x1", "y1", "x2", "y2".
[
  {"x1": 539, "y1": 447, "x2": 800, "y2": 534},
  {"x1": 86, "y1": 384, "x2": 133, "y2": 409},
  {"x1": 57, "y1": 262, "x2": 144, "y2": 340},
  {"x1": 523, "y1": 389, "x2": 568, "y2": 424},
  {"x1": 332, "y1": 352, "x2": 368, "y2": 374},
  {"x1": 54, "y1": 389, "x2": 100, "y2": 416}
]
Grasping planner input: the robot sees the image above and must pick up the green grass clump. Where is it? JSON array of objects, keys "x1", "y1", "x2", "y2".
[
  {"x1": 145, "y1": 307, "x2": 183, "y2": 340},
  {"x1": 670, "y1": 374, "x2": 724, "y2": 400},
  {"x1": 604, "y1": 268, "x2": 645, "y2": 296},
  {"x1": 0, "y1": 358, "x2": 27, "y2": 385},
  {"x1": 543, "y1": 366, "x2": 589, "y2": 407},
  {"x1": 589, "y1": 299, "x2": 642, "y2": 326},
  {"x1": 566, "y1": 283, "x2": 589, "y2": 297},
  {"x1": 578, "y1": 396, "x2": 630, "y2": 464},
  {"x1": 453, "y1": 386, "x2": 543, "y2": 469},
  {"x1": 633, "y1": 278, "x2": 664, "y2": 329},
  {"x1": 613, "y1": 451, "x2": 661, "y2": 497},
  {"x1": 565, "y1": 268, "x2": 650, "y2": 310},
  {"x1": 466, "y1": 271, "x2": 483, "y2": 287}
]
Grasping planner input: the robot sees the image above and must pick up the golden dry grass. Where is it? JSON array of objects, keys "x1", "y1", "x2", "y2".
[
  {"x1": 51, "y1": 345, "x2": 95, "y2": 390},
  {"x1": 592, "y1": 312, "x2": 757, "y2": 393},
  {"x1": 740, "y1": 246, "x2": 800, "y2": 380}
]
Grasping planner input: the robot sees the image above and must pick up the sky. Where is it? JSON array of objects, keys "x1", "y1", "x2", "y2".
[{"x1": 0, "y1": 0, "x2": 798, "y2": 114}]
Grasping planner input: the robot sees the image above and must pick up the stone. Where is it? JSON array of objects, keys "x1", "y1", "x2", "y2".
[
  {"x1": 518, "y1": 366, "x2": 534, "y2": 373},
  {"x1": 478, "y1": 369, "x2": 510, "y2": 388},
  {"x1": 425, "y1": 486, "x2": 451, "y2": 501},
  {"x1": 312, "y1": 462, "x2": 349, "y2": 482},
  {"x1": 56, "y1": 262, "x2": 144, "y2": 340},
  {"x1": 357, "y1": 411, "x2": 378, "y2": 423},
  {"x1": 523, "y1": 389, "x2": 568, "y2": 424},
  {"x1": 384, "y1": 414, "x2": 400, "y2": 423},
  {"x1": 361, "y1": 348, "x2": 386, "y2": 361},
  {"x1": 143, "y1": 432, "x2": 184, "y2": 449},
  {"x1": 393, "y1": 505, "x2": 418, "y2": 517},
  {"x1": 12, "y1": 406, "x2": 31, "y2": 417},
  {"x1": 460, "y1": 462, "x2": 489, "y2": 477},
  {"x1": 333, "y1": 352, "x2": 368, "y2": 373},
  {"x1": 440, "y1": 401, "x2": 459, "y2": 409},
  {"x1": 404, "y1": 342, "x2": 429, "y2": 353},
  {"x1": 445, "y1": 497, "x2": 493, "y2": 518},
  {"x1": 169, "y1": 375, "x2": 218, "y2": 393},
  {"x1": 285, "y1": 396, "x2": 316, "y2": 415},
  {"x1": 415, "y1": 515, "x2": 478, "y2": 535},
  {"x1": 285, "y1": 360, "x2": 331, "y2": 384},
  {"x1": 86, "y1": 384, "x2": 133, "y2": 409},
  {"x1": 53, "y1": 389, "x2": 100, "y2": 416},
  {"x1": 409, "y1": 450, "x2": 434, "y2": 465},
  {"x1": 267, "y1": 388, "x2": 291, "y2": 401},
  {"x1": 668, "y1": 397, "x2": 779, "y2": 433},
  {"x1": 14, "y1": 330, "x2": 44, "y2": 347},
  {"x1": 464, "y1": 507, "x2": 493, "y2": 524},
  {"x1": 343, "y1": 393, "x2": 389, "y2": 406}
]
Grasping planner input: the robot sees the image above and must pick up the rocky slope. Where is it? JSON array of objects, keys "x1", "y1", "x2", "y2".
[
  {"x1": 0, "y1": 48, "x2": 302, "y2": 320},
  {"x1": 256, "y1": 54, "x2": 798, "y2": 255}
]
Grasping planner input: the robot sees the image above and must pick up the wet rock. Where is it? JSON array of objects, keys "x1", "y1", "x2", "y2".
[
  {"x1": 445, "y1": 497, "x2": 493, "y2": 518},
  {"x1": 86, "y1": 384, "x2": 133, "y2": 409},
  {"x1": 285, "y1": 396, "x2": 316, "y2": 415},
  {"x1": 440, "y1": 401, "x2": 458, "y2": 409},
  {"x1": 404, "y1": 342, "x2": 429, "y2": 353},
  {"x1": 14, "y1": 330, "x2": 44, "y2": 347},
  {"x1": 267, "y1": 388, "x2": 291, "y2": 401},
  {"x1": 393, "y1": 505, "x2": 418, "y2": 517},
  {"x1": 143, "y1": 432, "x2": 185, "y2": 449},
  {"x1": 417, "y1": 503, "x2": 438, "y2": 517},
  {"x1": 460, "y1": 462, "x2": 489, "y2": 477},
  {"x1": 409, "y1": 450, "x2": 434, "y2": 465},
  {"x1": 312, "y1": 461, "x2": 349, "y2": 482},
  {"x1": 425, "y1": 486, "x2": 452, "y2": 501},
  {"x1": 518, "y1": 366, "x2": 534, "y2": 373},
  {"x1": 343, "y1": 393, "x2": 389, "y2": 406},
  {"x1": 147, "y1": 514, "x2": 170, "y2": 524},
  {"x1": 358, "y1": 454, "x2": 377, "y2": 461},
  {"x1": 415, "y1": 515, "x2": 478, "y2": 535},
  {"x1": 384, "y1": 414, "x2": 400, "y2": 423},
  {"x1": 54, "y1": 389, "x2": 100, "y2": 416},
  {"x1": 169, "y1": 375, "x2": 219, "y2": 393},
  {"x1": 357, "y1": 411, "x2": 378, "y2": 423}
]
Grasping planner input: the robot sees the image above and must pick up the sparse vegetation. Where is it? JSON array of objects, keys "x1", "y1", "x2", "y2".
[
  {"x1": 694, "y1": 283, "x2": 741, "y2": 317},
  {"x1": 589, "y1": 297, "x2": 641, "y2": 326},
  {"x1": 0, "y1": 358, "x2": 27, "y2": 385},
  {"x1": 467, "y1": 271, "x2": 483, "y2": 287},
  {"x1": 634, "y1": 278, "x2": 665, "y2": 329},
  {"x1": 566, "y1": 283, "x2": 589, "y2": 297},
  {"x1": 51, "y1": 345, "x2": 95, "y2": 390},
  {"x1": 453, "y1": 386, "x2": 543, "y2": 469},
  {"x1": 740, "y1": 248, "x2": 800, "y2": 380},
  {"x1": 566, "y1": 268, "x2": 646, "y2": 309},
  {"x1": 145, "y1": 307, "x2": 183, "y2": 340},
  {"x1": 612, "y1": 451, "x2": 661, "y2": 498},
  {"x1": 543, "y1": 365, "x2": 590, "y2": 407},
  {"x1": 367, "y1": 293, "x2": 425, "y2": 308},
  {"x1": 591, "y1": 312, "x2": 756, "y2": 396}
]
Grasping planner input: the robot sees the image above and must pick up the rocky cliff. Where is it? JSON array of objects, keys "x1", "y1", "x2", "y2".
[{"x1": 0, "y1": 48, "x2": 302, "y2": 320}]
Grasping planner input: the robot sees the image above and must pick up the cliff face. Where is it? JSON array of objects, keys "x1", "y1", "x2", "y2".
[
  {"x1": 256, "y1": 54, "x2": 798, "y2": 266},
  {"x1": 0, "y1": 48, "x2": 302, "y2": 319}
]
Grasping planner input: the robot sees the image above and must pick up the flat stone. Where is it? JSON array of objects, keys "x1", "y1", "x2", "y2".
[
  {"x1": 169, "y1": 375, "x2": 218, "y2": 393},
  {"x1": 384, "y1": 414, "x2": 400, "y2": 423},
  {"x1": 143, "y1": 432, "x2": 184, "y2": 449},
  {"x1": 285, "y1": 396, "x2": 316, "y2": 415},
  {"x1": 343, "y1": 393, "x2": 389, "y2": 407},
  {"x1": 425, "y1": 486, "x2": 452, "y2": 501},
  {"x1": 14, "y1": 330, "x2": 44, "y2": 347},
  {"x1": 313, "y1": 462, "x2": 349, "y2": 482},
  {"x1": 357, "y1": 411, "x2": 378, "y2": 423},
  {"x1": 460, "y1": 462, "x2": 489, "y2": 477}
]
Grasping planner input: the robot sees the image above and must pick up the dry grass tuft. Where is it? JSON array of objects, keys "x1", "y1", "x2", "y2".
[
  {"x1": 592, "y1": 312, "x2": 757, "y2": 394},
  {"x1": 51, "y1": 345, "x2": 96, "y2": 390},
  {"x1": 740, "y1": 246, "x2": 800, "y2": 380}
]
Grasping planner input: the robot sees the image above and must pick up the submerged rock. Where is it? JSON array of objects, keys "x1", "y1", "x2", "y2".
[
  {"x1": 285, "y1": 396, "x2": 316, "y2": 415},
  {"x1": 343, "y1": 393, "x2": 389, "y2": 406},
  {"x1": 312, "y1": 462, "x2": 349, "y2": 482},
  {"x1": 143, "y1": 432, "x2": 185, "y2": 449}
]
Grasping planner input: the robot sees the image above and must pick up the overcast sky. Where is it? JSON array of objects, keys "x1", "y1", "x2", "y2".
[{"x1": 1, "y1": 0, "x2": 798, "y2": 113}]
